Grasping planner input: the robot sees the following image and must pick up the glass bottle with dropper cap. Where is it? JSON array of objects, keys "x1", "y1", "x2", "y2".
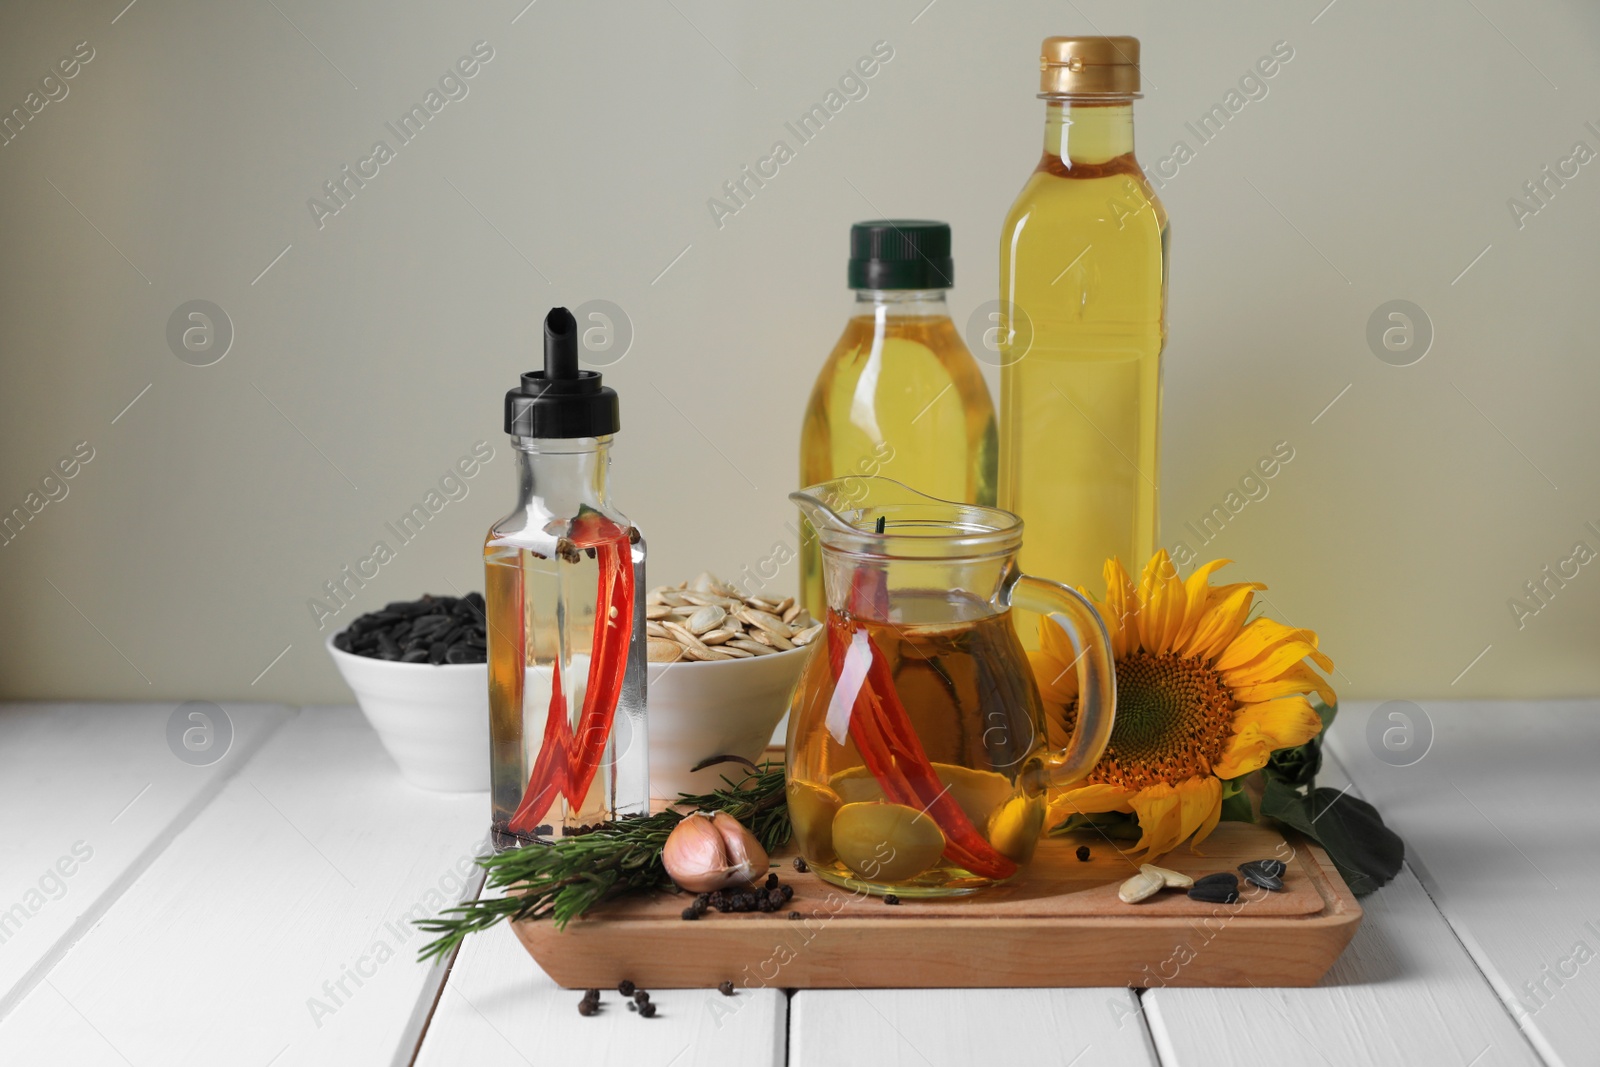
[
  {"x1": 998, "y1": 36, "x2": 1168, "y2": 640},
  {"x1": 798, "y1": 219, "x2": 998, "y2": 620},
  {"x1": 485, "y1": 307, "x2": 647, "y2": 848}
]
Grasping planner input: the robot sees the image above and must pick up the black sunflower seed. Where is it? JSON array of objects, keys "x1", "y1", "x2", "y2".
[
  {"x1": 1191, "y1": 872, "x2": 1239, "y2": 891},
  {"x1": 1187, "y1": 883, "x2": 1240, "y2": 904},
  {"x1": 1255, "y1": 858, "x2": 1287, "y2": 878},
  {"x1": 335, "y1": 595, "x2": 490, "y2": 665},
  {"x1": 1238, "y1": 861, "x2": 1285, "y2": 892}
]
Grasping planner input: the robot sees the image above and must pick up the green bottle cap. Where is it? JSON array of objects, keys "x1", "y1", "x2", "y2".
[{"x1": 847, "y1": 219, "x2": 954, "y2": 291}]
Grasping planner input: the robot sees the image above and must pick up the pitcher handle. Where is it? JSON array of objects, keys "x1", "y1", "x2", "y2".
[{"x1": 1011, "y1": 574, "x2": 1117, "y2": 791}]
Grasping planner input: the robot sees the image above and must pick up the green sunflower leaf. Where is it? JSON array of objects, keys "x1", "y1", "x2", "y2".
[
  {"x1": 1260, "y1": 776, "x2": 1404, "y2": 896},
  {"x1": 1264, "y1": 700, "x2": 1337, "y2": 789},
  {"x1": 1050, "y1": 811, "x2": 1142, "y2": 841},
  {"x1": 1218, "y1": 783, "x2": 1254, "y2": 823}
]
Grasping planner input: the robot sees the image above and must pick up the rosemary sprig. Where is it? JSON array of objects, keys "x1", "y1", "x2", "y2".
[{"x1": 415, "y1": 757, "x2": 790, "y2": 962}]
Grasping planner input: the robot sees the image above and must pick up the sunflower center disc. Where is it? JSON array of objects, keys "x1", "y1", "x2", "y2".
[{"x1": 1092, "y1": 651, "x2": 1236, "y2": 789}]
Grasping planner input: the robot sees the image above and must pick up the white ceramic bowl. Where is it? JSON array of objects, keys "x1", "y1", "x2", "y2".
[
  {"x1": 325, "y1": 632, "x2": 490, "y2": 792},
  {"x1": 647, "y1": 645, "x2": 809, "y2": 804}
]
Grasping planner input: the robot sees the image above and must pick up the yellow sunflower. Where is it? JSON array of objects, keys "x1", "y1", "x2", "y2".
[{"x1": 1030, "y1": 550, "x2": 1335, "y2": 859}]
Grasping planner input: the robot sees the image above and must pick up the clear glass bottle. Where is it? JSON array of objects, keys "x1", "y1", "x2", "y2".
[
  {"x1": 486, "y1": 308, "x2": 647, "y2": 848},
  {"x1": 799, "y1": 220, "x2": 998, "y2": 620},
  {"x1": 999, "y1": 37, "x2": 1167, "y2": 635}
]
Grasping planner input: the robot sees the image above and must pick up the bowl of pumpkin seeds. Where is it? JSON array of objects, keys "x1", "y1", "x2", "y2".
[{"x1": 645, "y1": 572, "x2": 816, "y2": 804}]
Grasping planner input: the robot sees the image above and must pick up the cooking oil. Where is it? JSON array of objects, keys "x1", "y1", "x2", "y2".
[
  {"x1": 799, "y1": 220, "x2": 997, "y2": 618},
  {"x1": 785, "y1": 591, "x2": 1043, "y2": 896},
  {"x1": 999, "y1": 37, "x2": 1167, "y2": 637}
]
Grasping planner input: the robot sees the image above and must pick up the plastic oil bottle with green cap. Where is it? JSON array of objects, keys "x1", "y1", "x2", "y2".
[{"x1": 798, "y1": 220, "x2": 998, "y2": 619}]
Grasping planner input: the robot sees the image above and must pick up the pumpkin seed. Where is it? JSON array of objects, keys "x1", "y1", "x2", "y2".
[
  {"x1": 686, "y1": 605, "x2": 727, "y2": 634},
  {"x1": 1118, "y1": 867, "x2": 1166, "y2": 904}
]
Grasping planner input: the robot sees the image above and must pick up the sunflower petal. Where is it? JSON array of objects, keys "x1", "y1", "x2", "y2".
[
  {"x1": 1189, "y1": 778, "x2": 1225, "y2": 851},
  {"x1": 1048, "y1": 782, "x2": 1136, "y2": 821},
  {"x1": 1029, "y1": 634, "x2": 1080, "y2": 705},
  {"x1": 1179, "y1": 558, "x2": 1232, "y2": 644},
  {"x1": 1183, "y1": 583, "x2": 1262, "y2": 662},
  {"x1": 1221, "y1": 639, "x2": 1336, "y2": 691},
  {"x1": 1215, "y1": 618, "x2": 1334, "y2": 675},
  {"x1": 1232, "y1": 695, "x2": 1324, "y2": 752},
  {"x1": 1100, "y1": 557, "x2": 1138, "y2": 658},
  {"x1": 1128, "y1": 783, "x2": 1185, "y2": 858},
  {"x1": 1213, "y1": 728, "x2": 1275, "y2": 780},
  {"x1": 1175, "y1": 776, "x2": 1223, "y2": 853},
  {"x1": 1136, "y1": 551, "x2": 1185, "y2": 653},
  {"x1": 1231, "y1": 660, "x2": 1336, "y2": 708}
]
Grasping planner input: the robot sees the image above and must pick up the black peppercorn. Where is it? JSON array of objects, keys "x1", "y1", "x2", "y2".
[
  {"x1": 793, "y1": 857, "x2": 809, "y2": 873},
  {"x1": 788, "y1": 910, "x2": 802, "y2": 920},
  {"x1": 634, "y1": 990, "x2": 650, "y2": 1005},
  {"x1": 766, "y1": 872, "x2": 779, "y2": 889},
  {"x1": 884, "y1": 894, "x2": 900, "y2": 905},
  {"x1": 639, "y1": 1002, "x2": 657, "y2": 1018},
  {"x1": 1076, "y1": 845, "x2": 1091, "y2": 862},
  {"x1": 718, "y1": 980, "x2": 735, "y2": 996},
  {"x1": 577, "y1": 999, "x2": 596, "y2": 1016},
  {"x1": 681, "y1": 906, "x2": 699, "y2": 920},
  {"x1": 617, "y1": 980, "x2": 636, "y2": 996}
]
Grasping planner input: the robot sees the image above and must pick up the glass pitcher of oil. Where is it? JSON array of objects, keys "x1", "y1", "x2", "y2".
[
  {"x1": 999, "y1": 36, "x2": 1167, "y2": 628},
  {"x1": 785, "y1": 477, "x2": 1116, "y2": 897}
]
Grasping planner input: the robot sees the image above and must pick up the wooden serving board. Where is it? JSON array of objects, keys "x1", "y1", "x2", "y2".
[{"x1": 513, "y1": 821, "x2": 1361, "y2": 989}]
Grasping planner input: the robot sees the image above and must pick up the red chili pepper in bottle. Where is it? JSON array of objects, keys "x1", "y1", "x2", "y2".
[{"x1": 488, "y1": 310, "x2": 648, "y2": 847}]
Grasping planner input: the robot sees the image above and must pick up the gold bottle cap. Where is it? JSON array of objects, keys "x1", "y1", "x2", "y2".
[{"x1": 1039, "y1": 36, "x2": 1140, "y2": 97}]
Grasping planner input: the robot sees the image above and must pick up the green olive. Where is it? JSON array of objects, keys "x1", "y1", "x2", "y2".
[
  {"x1": 786, "y1": 779, "x2": 841, "y2": 865},
  {"x1": 933, "y1": 764, "x2": 1015, "y2": 831},
  {"x1": 831, "y1": 801, "x2": 946, "y2": 883},
  {"x1": 828, "y1": 765, "x2": 886, "y2": 805},
  {"x1": 986, "y1": 793, "x2": 1043, "y2": 863}
]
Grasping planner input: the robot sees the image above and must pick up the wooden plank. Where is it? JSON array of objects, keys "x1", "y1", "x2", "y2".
[
  {"x1": 0, "y1": 705, "x2": 487, "y2": 1067},
  {"x1": 792, "y1": 988, "x2": 1158, "y2": 1067},
  {"x1": 1330, "y1": 699, "x2": 1598, "y2": 1067},
  {"x1": 415, "y1": 891, "x2": 787, "y2": 1067},
  {"x1": 0, "y1": 701, "x2": 294, "y2": 1017},
  {"x1": 513, "y1": 823, "x2": 1359, "y2": 989},
  {"x1": 1142, "y1": 745, "x2": 1542, "y2": 1067}
]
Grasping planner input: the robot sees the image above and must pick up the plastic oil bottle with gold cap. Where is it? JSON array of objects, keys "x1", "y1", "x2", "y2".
[
  {"x1": 998, "y1": 36, "x2": 1167, "y2": 633},
  {"x1": 799, "y1": 220, "x2": 997, "y2": 619}
]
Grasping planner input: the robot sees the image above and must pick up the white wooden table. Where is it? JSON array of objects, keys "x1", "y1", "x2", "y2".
[{"x1": 0, "y1": 700, "x2": 1591, "y2": 1067}]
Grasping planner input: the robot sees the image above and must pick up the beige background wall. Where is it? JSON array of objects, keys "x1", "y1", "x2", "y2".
[{"x1": 1, "y1": 0, "x2": 1596, "y2": 705}]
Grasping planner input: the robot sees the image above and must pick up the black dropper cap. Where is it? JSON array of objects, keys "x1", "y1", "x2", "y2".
[
  {"x1": 847, "y1": 220, "x2": 954, "y2": 290},
  {"x1": 504, "y1": 307, "x2": 621, "y2": 438}
]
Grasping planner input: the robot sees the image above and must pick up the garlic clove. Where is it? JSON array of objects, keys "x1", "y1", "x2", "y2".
[
  {"x1": 711, "y1": 811, "x2": 770, "y2": 882},
  {"x1": 662, "y1": 811, "x2": 768, "y2": 893}
]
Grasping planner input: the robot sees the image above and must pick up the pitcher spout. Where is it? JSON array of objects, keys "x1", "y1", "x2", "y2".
[{"x1": 791, "y1": 476, "x2": 1021, "y2": 561}]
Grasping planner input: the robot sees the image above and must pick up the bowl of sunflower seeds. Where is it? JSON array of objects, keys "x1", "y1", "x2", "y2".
[
  {"x1": 645, "y1": 572, "x2": 817, "y2": 803},
  {"x1": 326, "y1": 593, "x2": 490, "y2": 793}
]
